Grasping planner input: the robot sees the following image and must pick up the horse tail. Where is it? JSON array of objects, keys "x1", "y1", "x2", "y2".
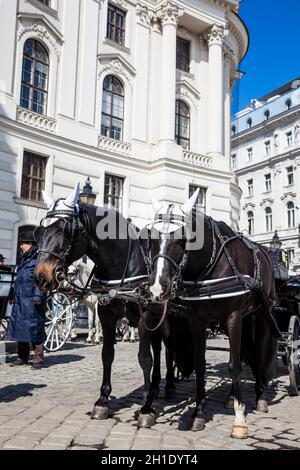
[{"x1": 258, "y1": 285, "x2": 281, "y2": 339}]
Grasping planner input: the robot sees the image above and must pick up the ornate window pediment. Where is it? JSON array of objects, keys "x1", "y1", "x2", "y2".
[
  {"x1": 17, "y1": 13, "x2": 63, "y2": 57},
  {"x1": 281, "y1": 192, "x2": 297, "y2": 201},
  {"x1": 176, "y1": 80, "x2": 200, "y2": 111},
  {"x1": 242, "y1": 202, "x2": 255, "y2": 211},
  {"x1": 260, "y1": 198, "x2": 274, "y2": 207},
  {"x1": 98, "y1": 54, "x2": 136, "y2": 89}
]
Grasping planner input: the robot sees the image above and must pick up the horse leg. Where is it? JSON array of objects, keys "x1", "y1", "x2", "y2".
[
  {"x1": 86, "y1": 303, "x2": 94, "y2": 344},
  {"x1": 227, "y1": 311, "x2": 248, "y2": 439},
  {"x1": 150, "y1": 330, "x2": 162, "y2": 399},
  {"x1": 165, "y1": 336, "x2": 176, "y2": 398},
  {"x1": 91, "y1": 306, "x2": 117, "y2": 420},
  {"x1": 94, "y1": 302, "x2": 102, "y2": 344},
  {"x1": 137, "y1": 311, "x2": 156, "y2": 428},
  {"x1": 189, "y1": 315, "x2": 207, "y2": 432}
]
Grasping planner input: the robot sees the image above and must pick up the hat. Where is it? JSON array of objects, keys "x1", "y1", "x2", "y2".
[
  {"x1": 18, "y1": 228, "x2": 37, "y2": 245},
  {"x1": 0, "y1": 254, "x2": 6, "y2": 261}
]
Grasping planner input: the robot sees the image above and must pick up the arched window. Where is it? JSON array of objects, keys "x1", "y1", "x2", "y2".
[
  {"x1": 175, "y1": 100, "x2": 190, "y2": 149},
  {"x1": 231, "y1": 125, "x2": 236, "y2": 136},
  {"x1": 285, "y1": 98, "x2": 292, "y2": 110},
  {"x1": 265, "y1": 207, "x2": 273, "y2": 232},
  {"x1": 101, "y1": 75, "x2": 124, "y2": 141},
  {"x1": 20, "y1": 39, "x2": 49, "y2": 115},
  {"x1": 247, "y1": 211, "x2": 254, "y2": 236},
  {"x1": 247, "y1": 118, "x2": 252, "y2": 128},
  {"x1": 264, "y1": 109, "x2": 270, "y2": 120},
  {"x1": 287, "y1": 201, "x2": 295, "y2": 228}
]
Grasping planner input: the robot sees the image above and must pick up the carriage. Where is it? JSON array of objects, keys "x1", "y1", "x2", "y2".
[{"x1": 269, "y1": 248, "x2": 300, "y2": 396}]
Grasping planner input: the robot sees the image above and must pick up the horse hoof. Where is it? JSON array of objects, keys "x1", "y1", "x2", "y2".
[
  {"x1": 94, "y1": 340, "x2": 100, "y2": 345},
  {"x1": 224, "y1": 398, "x2": 234, "y2": 409},
  {"x1": 137, "y1": 413, "x2": 156, "y2": 428},
  {"x1": 256, "y1": 399, "x2": 268, "y2": 413},
  {"x1": 90, "y1": 405, "x2": 109, "y2": 420},
  {"x1": 192, "y1": 416, "x2": 205, "y2": 432},
  {"x1": 165, "y1": 387, "x2": 176, "y2": 399},
  {"x1": 231, "y1": 426, "x2": 249, "y2": 439}
]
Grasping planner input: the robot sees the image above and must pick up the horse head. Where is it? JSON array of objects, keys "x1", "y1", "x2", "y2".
[
  {"x1": 34, "y1": 183, "x2": 89, "y2": 291},
  {"x1": 147, "y1": 189, "x2": 199, "y2": 303}
]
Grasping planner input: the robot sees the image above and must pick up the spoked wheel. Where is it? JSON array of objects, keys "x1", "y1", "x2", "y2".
[
  {"x1": 44, "y1": 292, "x2": 74, "y2": 352},
  {"x1": 288, "y1": 315, "x2": 300, "y2": 396}
]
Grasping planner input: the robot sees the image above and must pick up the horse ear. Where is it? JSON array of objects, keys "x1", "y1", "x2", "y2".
[
  {"x1": 64, "y1": 182, "x2": 80, "y2": 208},
  {"x1": 181, "y1": 188, "x2": 200, "y2": 214},
  {"x1": 42, "y1": 190, "x2": 54, "y2": 209},
  {"x1": 150, "y1": 193, "x2": 161, "y2": 213}
]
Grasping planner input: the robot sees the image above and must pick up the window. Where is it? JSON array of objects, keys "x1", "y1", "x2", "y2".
[
  {"x1": 176, "y1": 37, "x2": 190, "y2": 73},
  {"x1": 175, "y1": 100, "x2": 190, "y2": 150},
  {"x1": 231, "y1": 153, "x2": 237, "y2": 169},
  {"x1": 106, "y1": 3, "x2": 126, "y2": 46},
  {"x1": 231, "y1": 125, "x2": 236, "y2": 136},
  {"x1": 287, "y1": 249, "x2": 295, "y2": 266},
  {"x1": 21, "y1": 151, "x2": 47, "y2": 202},
  {"x1": 20, "y1": 39, "x2": 49, "y2": 115},
  {"x1": 265, "y1": 140, "x2": 271, "y2": 156},
  {"x1": 101, "y1": 75, "x2": 124, "y2": 141},
  {"x1": 265, "y1": 207, "x2": 273, "y2": 232},
  {"x1": 247, "y1": 118, "x2": 252, "y2": 128},
  {"x1": 286, "y1": 98, "x2": 292, "y2": 110},
  {"x1": 247, "y1": 211, "x2": 254, "y2": 236},
  {"x1": 189, "y1": 185, "x2": 206, "y2": 213},
  {"x1": 287, "y1": 166, "x2": 294, "y2": 185},
  {"x1": 265, "y1": 173, "x2": 271, "y2": 192},
  {"x1": 247, "y1": 179, "x2": 253, "y2": 197},
  {"x1": 104, "y1": 174, "x2": 124, "y2": 212},
  {"x1": 264, "y1": 109, "x2": 270, "y2": 120},
  {"x1": 38, "y1": 0, "x2": 51, "y2": 5},
  {"x1": 286, "y1": 131, "x2": 293, "y2": 147},
  {"x1": 247, "y1": 147, "x2": 253, "y2": 161},
  {"x1": 287, "y1": 201, "x2": 295, "y2": 228}
]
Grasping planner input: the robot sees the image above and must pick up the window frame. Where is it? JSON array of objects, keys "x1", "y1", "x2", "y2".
[
  {"x1": 104, "y1": 173, "x2": 124, "y2": 212},
  {"x1": 286, "y1": 131, "x2": 293, "y2": 147},
  {"x1": 247, "y1": 211, "x2": 254, "y2": 236},
  {"x1": 188, "y1": 184, "x2": 207, "y2": 213},
  {"x1": 286, "y1": 166, "x2": 294, "y2": 185},
  {"x1": 20, "y1": 39, "x2": 49, "y2": 115},
  {"x1": 247, "y1": 178, "x2": 253, "y2": 197},
  {"x1": 265, "y1": 207, "x2": 273, "y2": 233},
  {"x1": 101, "y1": 75, "x2": 124, "y2": 141},
  {"x1": 265, "y1": 140, "x2": 271, "y2": 156},
  {"x1": 264, "y1": 173, "x2": 272, "y2": 192},
  {"x1": 247, "y1": 147, "x2": 253, "y2": 161},
  {"x1": 106, "y1": 3, "x2": 127, "y2": 47},
  {"x1": 20, "y1": 150, "x2": 47, "y2": 203},
  {"x1": 175, "y1": 99, "x2": 190, "y2": 150},
  {"x1": 287, "y1": 201, "x2": 295, "y2": 228},
  {"x1": 176, "y1": 36, "x2": 190, "y2": 73}
]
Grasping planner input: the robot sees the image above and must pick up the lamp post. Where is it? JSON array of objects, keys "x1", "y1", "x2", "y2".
[
  {"x1": 79, "y1": 177, "x2": 96, "y2": 205},
  {"x1": 270, "y1": 230, "x2": 282, "y2": 250}
]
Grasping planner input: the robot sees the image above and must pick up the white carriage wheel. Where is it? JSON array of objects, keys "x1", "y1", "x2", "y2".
[
  {"x1": 44, "y1": 292, "x2": 74, "y2": 352},
  {"x1": 288, "y1": 315, "x2": 300, "y2": 396}
]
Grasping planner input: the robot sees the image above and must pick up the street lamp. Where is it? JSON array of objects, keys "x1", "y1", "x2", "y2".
[
  {"x1": 270, "y1": 230, "x2": 282, "y2": 250},
  {"x1": 79, "y1": 177, "x2": 96, "y2": 205}
]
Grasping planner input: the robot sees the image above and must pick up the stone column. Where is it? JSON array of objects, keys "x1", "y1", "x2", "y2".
[
  {"x1": 205, "y1": 24, "x2": 227, "y2": 157},
  {"x1": 224, "y1": 47, "x2": 232, "y2": 162},
  {"x1": 158, "y1": 2, "x2": 180, "y2": 142}
]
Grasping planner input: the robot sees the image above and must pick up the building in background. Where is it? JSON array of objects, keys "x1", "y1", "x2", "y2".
[
  {"x1": 231, "y1": 77, "x2": 300, "y2": 273},
  {"x1": 0, "y1": 0, "x2": 247, "y2": 262}
]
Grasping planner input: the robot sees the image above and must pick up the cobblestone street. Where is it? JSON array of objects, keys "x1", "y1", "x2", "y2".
[{"x1": 0, "y1": 338, "x2": 299, "y2": 451}]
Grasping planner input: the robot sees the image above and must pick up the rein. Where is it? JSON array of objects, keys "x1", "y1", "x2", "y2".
[{"x1": 138, "y1": 301, "x2": 168, "y2": 332}]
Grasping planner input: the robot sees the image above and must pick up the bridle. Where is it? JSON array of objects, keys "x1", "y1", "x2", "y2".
[
  {"x1": 142, "y1": 211, "x2": 190, "y2": 300},
  {"x1": 37, "y1": 201, "x2": 86, "y2": 282}
]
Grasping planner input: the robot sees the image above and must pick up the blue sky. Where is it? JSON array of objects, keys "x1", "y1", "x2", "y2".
[{"x1": 232, "y1": 0, "x2": 300, "y2": 115}]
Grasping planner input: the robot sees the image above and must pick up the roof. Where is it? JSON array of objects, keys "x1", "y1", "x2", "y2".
[{"x1": 258, "y1": 76, "x2": 300, "y2": 102}]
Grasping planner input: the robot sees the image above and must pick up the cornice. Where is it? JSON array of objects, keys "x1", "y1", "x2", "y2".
[
  {"x1": 232, "y1": 104, "x2": 300, "y2": 148},
  {"x1": 234, "y1": 147, "x2": 300, "y2": 176}
]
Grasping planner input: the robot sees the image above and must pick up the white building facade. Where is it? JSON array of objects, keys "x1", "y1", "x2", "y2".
[
  {"x1": 231, "y1": 78, "x2": 300, "y2": 273},
  {"x1": 0, "y1": 0, "x2": 247, "y2": 263}
]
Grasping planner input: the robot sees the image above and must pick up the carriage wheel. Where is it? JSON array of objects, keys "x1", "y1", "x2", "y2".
[
  {"x1": 44, "y1": 292, "x2": 74, "y2": 352},
  {"x1": 288, "y1": 315, "x2": 300, "y2": 396}
]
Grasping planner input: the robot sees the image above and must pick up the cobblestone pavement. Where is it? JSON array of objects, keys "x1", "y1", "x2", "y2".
[{"x1": 0, "y1": 337, "x2": 299, "y2": 451}]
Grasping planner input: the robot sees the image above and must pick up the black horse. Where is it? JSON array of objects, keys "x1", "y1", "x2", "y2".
[
  {"x1": 145, "y1": 192, "x2": 279, "y2": 438},
  {"x1": 34, "y1": 184, "x2": 192, "y2": 425}
]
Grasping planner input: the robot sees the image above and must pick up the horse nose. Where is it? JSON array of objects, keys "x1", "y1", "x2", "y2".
[{"x1": 37, "y1": 273, "x2": 50, "y2": 291}]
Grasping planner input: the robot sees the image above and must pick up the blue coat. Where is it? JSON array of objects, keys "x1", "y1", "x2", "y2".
[{"x1": 7, "y1": 246, "x2": 46, "y2": 343}]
